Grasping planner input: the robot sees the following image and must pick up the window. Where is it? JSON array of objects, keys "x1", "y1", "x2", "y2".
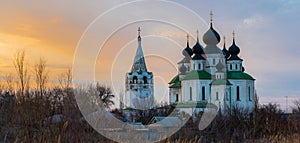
[
  {"x1": 237, "y1": 86, "x2": 240, "y2": 101},
  {"x1": 143, "y1": 76, "x2": 147, "y2": 84},
  {"x1": 248, "y1": 87, "x2": 252, "y2": 101},
  {"x1": 190, "y1": 87, "x2": 192, "y2": 101},
  {"x1": 198, "y1": 63, "x2": 201, "y2": 70},
  {"x1": 226, "y1": 91, "x2": 229, "y2": 101},
  {"x1": 230, "y1": 64, "x2": 232, "y2": 70},
  {"x1": 216, "y1": 92, "x2": 219, "y2": 100},
  {"x1": 133, "y1": 76, "x2": 138, "y2": 84},
  {"x1": 193, "y1": 64, "x2": 195, "y2": 70},
  {"x1": 213, "y1": 59, "x2": 215, "y2": 65},
  {"x1": 202, "y1": 86, "x2": 205, "y2": 100},
  {"x1": 176, "y1": 94, "x2": 179, "y2": 102},
  {"x1": 236, "y1": 64, "x2": 238, "y2": 70}
]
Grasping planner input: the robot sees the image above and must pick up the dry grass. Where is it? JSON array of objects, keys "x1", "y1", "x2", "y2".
[{"x1": 0, "y1": 89, "x2": 299, "y2": 142}]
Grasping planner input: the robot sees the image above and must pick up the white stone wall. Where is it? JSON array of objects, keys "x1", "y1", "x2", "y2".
[
  {"x1": 228, "y1": 79, "x2": 255, "y2": 111},
  {"x1": 205, "y1": 54, "x2": 225, "y2": 75},
  {"x1": 125, "y1": 71, "x2": 154, "y2": 109},
  {"x1": 227, "y1": 60, "x2": 243, "y2": 72},
  {"x1": 169, "y1": 88, "x2": 181, "y2": 103},
  {"x1": 182, "y1": 80, "x2": 211, "y2": 102}
]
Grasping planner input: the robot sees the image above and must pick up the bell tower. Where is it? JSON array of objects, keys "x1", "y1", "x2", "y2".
[{"x1": 125, "y1": 27, "x2": 154, "y2": 109}]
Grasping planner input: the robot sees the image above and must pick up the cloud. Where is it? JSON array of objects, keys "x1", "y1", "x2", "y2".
[
  {"x1": 236, "y1": 14, "x2": 269, "y2": 31},
  {"x1": 243, "y1": 15, "x2": 265, "y2": 26}
]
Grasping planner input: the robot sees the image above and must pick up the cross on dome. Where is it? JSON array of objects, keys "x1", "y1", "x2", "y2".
[{"x1": 210, "y1": 10, "x2": 213, "y2": 24}]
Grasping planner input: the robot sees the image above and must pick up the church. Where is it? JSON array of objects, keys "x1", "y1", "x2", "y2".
[
  {"x1": 124, "y1": 12, "x2": 256, "y2": 114},
  {"x1": 169, "y1": 12, "x2": 256, "y2": 113}
]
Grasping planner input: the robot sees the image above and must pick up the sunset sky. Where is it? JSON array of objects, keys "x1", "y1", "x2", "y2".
[{"x1": 0, "y1": 0, "x2": 299, "y2": 111}]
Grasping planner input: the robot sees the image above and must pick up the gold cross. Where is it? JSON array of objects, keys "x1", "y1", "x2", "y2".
[
  {"x1": 210, "y1": 11, "x2": 213, "y2": 23},
  {"x1": 138, "y1": 27, "x2": 141, "y2": 36},
  {"x1": 187, "y1": 34, "x2": 189, "y2": 43},
  {"x1": 232, "y1": 31, "x2": 235, "y2": 39},
  {"x1": 196, "y1": 30, "x2": 199, "y2": 42}
]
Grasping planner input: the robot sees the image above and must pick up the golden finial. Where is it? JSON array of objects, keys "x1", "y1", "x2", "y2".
[
  {"x1": 232, "y1": 31, "x2": 235, "y2": 39},
  {"x1": 138, "y1": 27, "x2": 141, "y2": 36},
  {"x1": 196, "y1": 30, "x2": 199, "y2": 42},
  {"x1": 210, "y1": 10, "x2": 213, "y2": 24},
  {"x1": 223, "y1": 35, "x2": 226, "y2": 45},
  {"x1": 186, "y1": 34, "x2": 190, "y2": 43}
]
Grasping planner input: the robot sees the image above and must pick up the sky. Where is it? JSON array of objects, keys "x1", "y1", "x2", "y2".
[{"x1": 0, "y1": 0, "x2": 299, "y2": 111}]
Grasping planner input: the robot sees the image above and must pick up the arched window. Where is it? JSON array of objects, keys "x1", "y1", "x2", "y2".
[
  {"x1": 133, "y1": 76, "x2": 138, "y2": 84},
  {"x1": 176, "y1": 94, "x2": 179, "y2": 102},
  {"x1": 230, "y1": 64, "x2": 232, "y2": 70},
  {"x1": 216, "y1": 92, "x2": 219, "y2": 100},
  {"x1": 237, "y1": 86, "x2": 240, "y2": 101},
  {"x1": 213, "y1": 59, "x2": 215, "y2": 65},
  {"x1": 143, "y1": 76, "x2": 147, "y2": 84},
  {"x1": 198, "y1": 63, "x2": 201, "y2": 70},
  {"x1": 236, "y1": 64, "x2": 238, "y2": 70},
  {"x1": 202, "y1": 86, "x2": 205, "y2": 100}
]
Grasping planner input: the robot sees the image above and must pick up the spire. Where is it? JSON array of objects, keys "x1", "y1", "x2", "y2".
[
  {"x1": 138, "y1": 27, "x2": 141, "y2": 41},
  {"x1": 187, "y1": 33, "x2": 190, "y2": 46},
  {"x1": 182, "y1": 33, "x2": 193, "y2": 57},
  {"x1": 223, "y1": 36, "x2": 226, "y2": 48},
  {"x1": 228, "y1": 30, "x2": 243, "y2": 61},
  {"x1": 196, "y1": 30, "x2": 199, "y2": 42},
  {"x1": 131, "y1": 27, "x2": 147, "y2": 72},
  {"x1": 192, "y1": 30, "x2": 205, "y2": 60},
  {"x1": 210, "y1": 10, "x2": 213, "y2": 27},
  {"x1": 222, "y1": 36, "x2": 230, "y2": 59},
  {"x1": 232, "y1": 31, "x2": 236, "y2": 44}
]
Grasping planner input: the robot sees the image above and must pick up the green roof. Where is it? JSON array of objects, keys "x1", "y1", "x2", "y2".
[
  {"x1": 211, "y1": 79, "x2": 232, "y2": 85},
  {"x1": 183, "y1": 70, "x2": 212, "y2": 80},
  {"x1": 227, "y1": 71, "x2": 255, "y2": 80},
  {"x1": 168, "y1": 75, "x2": 179, "y2": 84},
  {"x1": 169, "y1": 82, "x2": 181, "y2": 88},
  {"x1": 170, "y1": 101, "x2": 217, "y2": 109}
]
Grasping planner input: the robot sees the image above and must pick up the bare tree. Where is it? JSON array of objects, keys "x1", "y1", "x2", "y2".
[
  {"x1": 13, "y1": 49, "x2": 29, "y2": 96},
  {"x1": 58, "y1": 68, "x2": 72, "y2": 89},
  {"x1": 34, "y1": 57, "x2": 48, "y2": 96},
  {"x1": 4, "y1": 73, "x2": 14, "y2": 94},
  {"x1": 292, "y1": 99, "x2": 300, "y2": 113}
]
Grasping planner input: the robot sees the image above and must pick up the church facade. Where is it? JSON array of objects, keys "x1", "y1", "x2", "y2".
[
  {"x1": 125, "y1": 27, "x2": 154, "y2": 109},
  {"x1": 169, "y1": 13, "x2": 256, "y2": 113}
]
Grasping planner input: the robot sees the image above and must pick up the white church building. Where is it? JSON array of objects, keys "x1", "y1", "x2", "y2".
[
  {"x1": 169, "y1": 12, "x2": 256, "y2": 113},
  {"x1": 124, "y1": 12, "x2": 255, "y2": 114}
]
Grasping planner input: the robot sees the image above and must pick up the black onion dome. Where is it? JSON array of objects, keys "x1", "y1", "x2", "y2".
[
  {"x1": 228, "y1": 39, "x2": 243, "y2": 61},
  {"x1": 179, "y1": 64, "x2": 187, "y2": 74},
  {"x1": 203, "y1": 24, "x2": 221, "y2": 45},
  {"x1": 182, "y1": 42, "x2": 193, "y2": 57},
  {"x1": 192, "y1": 42, "x2": 204, "y2": 54},
  {"x1": 228, "y1": 39, "x2": 240, "y2": 55},
  {"x1": 216, "y1": 61, "x2": 224, "y2": 72},
  {"x1": 222, "y1": 43, "x2": 230, "y2": 59},
  {"x1": 192, "y1": 54, "x2": 206, "y2": 60},
  {"x1": 192, "y1": 42, "x2": 205, "y2": 60}
]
